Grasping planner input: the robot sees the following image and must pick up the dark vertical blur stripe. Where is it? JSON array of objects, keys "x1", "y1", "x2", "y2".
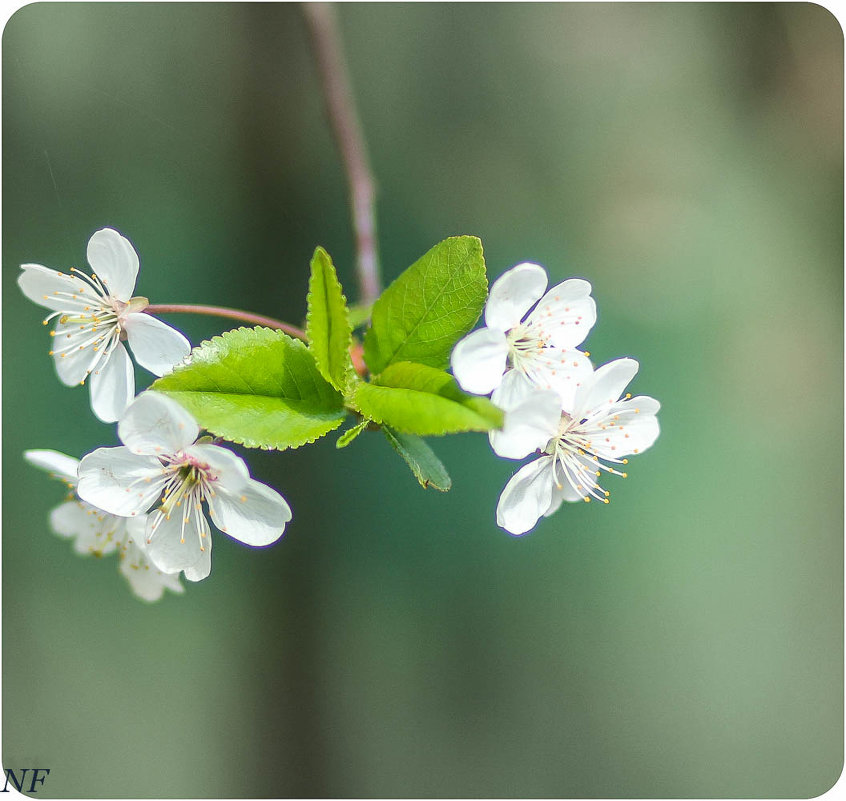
[{"x1": 234, "y1": 6, "x2": 330, "y2": 796}]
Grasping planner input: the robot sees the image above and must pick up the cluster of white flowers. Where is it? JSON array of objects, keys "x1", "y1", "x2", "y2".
[
  {"x1": 24, "y1": 448, "x2": 185, "y2": 602},
  {"x1": 21, "y1": 230, "x2": 292, "y2": 601},
  {"x1": 21, "y1": 230, "x2": 659, "y2": 598},
  {"x1": 451, "y1": 262, "x2": 660, "y2": 536}
]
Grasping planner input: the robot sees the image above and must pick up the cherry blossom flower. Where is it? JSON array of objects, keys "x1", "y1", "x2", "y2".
[
  {"x1": 18, "y1": 228, "x2": 191, "y2": 423},
  {"x1": 23, "y1": 449, "x2": 184, "y2": 601},
  {"x1": 77, "y1": 392, "x2": 292, "y2": 580},
  {"x1": 495, "y1": 358, "x2": 660, "y2": 536},
  {"x1": 451, "y1": 262, "x2": 595, "y2": 401}
]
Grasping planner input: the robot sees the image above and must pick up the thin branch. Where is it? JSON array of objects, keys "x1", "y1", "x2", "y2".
[
  {"x1": 145, "y1": 304, "x2": 306, "y2": 340},
  {"x1": 302, "y1": 2, "x2": 381, "y2": 306}
]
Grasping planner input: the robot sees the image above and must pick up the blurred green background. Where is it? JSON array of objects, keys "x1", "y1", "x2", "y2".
[{"x1": 3, "y1": 3, "x2": 842, "y2": 797}]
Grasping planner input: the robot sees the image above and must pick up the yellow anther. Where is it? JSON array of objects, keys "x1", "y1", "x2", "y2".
[
  {"x1": 583, "y1": 496, "x2": 590, "y2": 502},
  {"x1": 48, "y1": 350, "x2": 54, "y2": 356},
  {"x1": 625, "y1": 393, "x2": 631, "y2": 399},
  {"x1": 622, "y1": 459, "x2": 628, "y2": 464},
  {"x1": 622, "y1": 472, "x2": 628, "y2": 478},
  {"x1": 603, "y1": 498, "x2": 609, "y2": 504},
  {"x1": 240, "y1": 495, "x2": 247, "y2": 502}
]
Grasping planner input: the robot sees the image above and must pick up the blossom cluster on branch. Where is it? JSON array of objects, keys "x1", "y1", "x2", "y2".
[{"x1": 21, "y1": 228, "x2": 659, "y2": 601}]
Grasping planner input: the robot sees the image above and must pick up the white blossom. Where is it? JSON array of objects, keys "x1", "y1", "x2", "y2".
[
  {"x1": 18, "y1": 228, "x2": 191, "y2": 423},
  {"x1": 77, "y1": 392, "x2": 292, "y2": 580},
  {"x1": 23, "y1": 449, "x2": 184, "y2": 601},
  {"x1": 451, "y1": 262, "x2": 595, "y2": 403},
  {"x1": 495, "y1": 358, "x2": 660, "y2": 536}
]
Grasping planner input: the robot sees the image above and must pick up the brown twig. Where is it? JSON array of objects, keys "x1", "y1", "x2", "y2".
[
  {"x1": 302, "y1": 2, "x2": 381, "y2": 306},
  {"x1": 145, "y1": 304, "x2": 307, "y2": 341}
]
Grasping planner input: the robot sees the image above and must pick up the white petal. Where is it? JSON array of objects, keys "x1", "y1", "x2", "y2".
[
  {"x1": 124, "y1": 313, "x2": 191, "y2": 376},
  {"x1": 123, "y1": 514, "x2": 150, "y2": 548},
  {"x1": 208, "y1": 478, "x2": 291, "y2": 547},
  {"x1": 573, "y1": 358, "x2": 639, "y2": 421},
  {"x1": 120, "y1": 542, "x2": 186, "y2": 601},
  {"x1": 485, "y1": 262, "x2": 548, "y2": 331},
  {"x1": 24, "y1": 449, "x2": 79, "y2": 484},
  {"x1": 71, "y1": 510, "x2": 125, "y2": 557},
  {"x1": 450, "y1": 328, "x2": 509, "y2": 395},
  {"x1": 51, "y1": 319, "x2": 109, "y2": 387},
  {"x1": 86, "y1": 228, "x2": 139, "y2": 302},
  {"x1": 17, "y1": 264, "x2": 93, "y2": 312},
  {"x1": 185, "y1": 444, "x2": 250, "y2": 492},
  {"x1": 120, "y1": 559, "x2": 165, "y2": 602},
  {"x1": 495, "y1": 456, "x2": 555, "y2": 536},
  {"x1": 77, "y1": 446, "x2": 165, "y2": 517},
  {"x1": 580, "y1": 396, "x2": 661, "y2": 459},
  {"x1": 118, "y1": 392, "x2": 199, "y2": 455},
  {"x1": 544, "y1": 479, "x2": 584, "y2": 518},
  {"x1": 48, "y1": 500, "x2": 123, "y2": 556},
  {"x1": 520, "y1": 348, "x2": 594, "y2": 411},
  {"x1": 144, "y1": 510, "x2": 208, "y2": 574},
  {"x1": 48, "y1": 501, "x2": 92, "y2": 540},
  {"x1": 183, "y1": 541, "x2": 212, "y2": 582},
  {"x1": 557, "y1": 450, "x2": 607, "y2": 503},
  {"x1": 527, "y1": 278, "x2": 596, "y2": 350},
  {"x1": 489, "y1": 372, "x2": 561, "y2": 459},
  {"x1": 89, "y1": 343, "x2": 135, "y2": 423}
]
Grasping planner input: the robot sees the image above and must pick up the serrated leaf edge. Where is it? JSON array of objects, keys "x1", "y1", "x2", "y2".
[{"x1": 305, "y1": 248, "x2": 354, "y2": 392}]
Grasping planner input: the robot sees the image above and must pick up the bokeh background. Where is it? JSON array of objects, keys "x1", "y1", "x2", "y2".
[{"x1": 3, "y1": 3, "x2": 842, "y2": 797}]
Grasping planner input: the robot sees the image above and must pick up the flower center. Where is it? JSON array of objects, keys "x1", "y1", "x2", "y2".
[
  {"x1": 543, "y1": 414, "x2": 628, "y2": 504},
  {"x1": 41, "y1": 270, "x2": 139, "y2": 383},
  {"x1": 506, "y1": 324, "x2": 547, "y2": 370},
  {"x1": 147, "y1": 454, "x2": 219, "y2": 551}
]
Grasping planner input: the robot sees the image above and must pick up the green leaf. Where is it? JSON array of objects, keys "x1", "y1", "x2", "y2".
[
  {"x1": 152, "y1": 327, "x2": 347, "y2": 450},
  {"x1": 363, "y1": 236, "x2": 487, "y2": 375},
  {"x1": 383, "y1": 426, "x2": 452, "y2": 491},
  {"x1": 306, "y1": 246, "x2": 353, "y2": 390},
  {"x1": 347, "y1": 302, "x2": 373, "y2": 330},
  {"x1": 350, "y1": 361, "x2": 503, "y2": 436},
  {"x1": 336, "y1": 419, "x2": 369, "y2": 448}
]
